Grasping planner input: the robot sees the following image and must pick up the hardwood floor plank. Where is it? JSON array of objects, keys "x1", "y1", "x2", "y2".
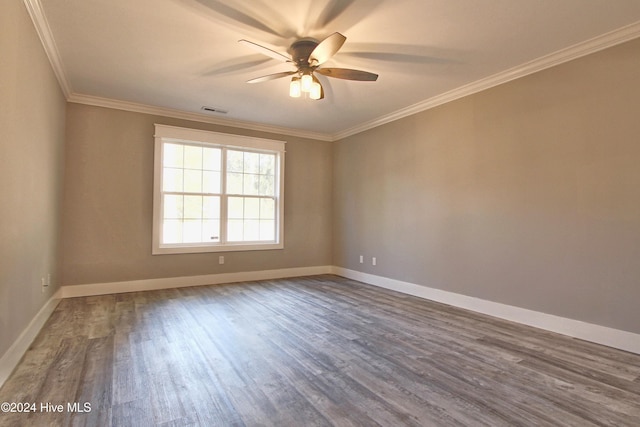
[
  {"x1": 480, "y1": 336, "x2": 640, "y2": 395},
  {"x1": 111, "y1": 397, "x2": 156, "y2": 427},
  {"x1": 1, "y1": 275, "x2": 639, "y2": 426},
  {"x1": 73, "y1": 335, "x2": 114, "y2": 426},
  {"x1": 205, "y1": 298, "x2": 332, "y2": 427},
  {"x1": 112, "y1": 332, "x2": 150, "y2": 406},
  {"x1": 246, "y1": 290, "x2": 484, "y2": 425}
]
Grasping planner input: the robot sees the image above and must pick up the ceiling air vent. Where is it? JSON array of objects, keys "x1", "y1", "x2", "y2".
[{"x1": 202, "y1": 106, "x2": 228, "y2": 114}]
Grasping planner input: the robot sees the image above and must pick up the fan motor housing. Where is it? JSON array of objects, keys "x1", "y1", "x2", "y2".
[{"x1": 288, "y1": 38, "x2": 319, "y2": 67}]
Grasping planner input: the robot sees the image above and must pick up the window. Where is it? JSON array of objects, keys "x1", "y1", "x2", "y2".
[{"x1": 153, "y1": 124, "x2": 285, "y2": 254}]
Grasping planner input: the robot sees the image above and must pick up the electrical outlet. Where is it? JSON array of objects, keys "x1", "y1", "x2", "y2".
[
  {"x1": 359, "y1": 255, "x2": 364, "y2": 264},
  {"x1": 219, "y1": 255, "x2": 225, "y2": 265},
  {"x1": 372, "y1": 257, "x2": 377, "y2": 266},
  {"x1": 41, "y1": 273, "x2": 51, "y2": 293}
]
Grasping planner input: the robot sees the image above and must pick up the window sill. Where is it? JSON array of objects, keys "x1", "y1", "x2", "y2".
[{"x1": 152, "y1": 242, "x2": 284, "y2": 255}]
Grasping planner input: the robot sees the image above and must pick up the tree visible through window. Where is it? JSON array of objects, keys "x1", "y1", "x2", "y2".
[{"x1": 153, "y1": 125, "x2": 285, "y2": 254}]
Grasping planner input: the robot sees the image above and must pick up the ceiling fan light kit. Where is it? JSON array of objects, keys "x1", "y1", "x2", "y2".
[
  {"x1": 309, "y1": 80, "x2": 322, "y2": 100},
  {"x1": 289, "y1": 76, "x2": 301, "y2": 98},
  {"x1": 290, "y1": 72, "x2": 321, "y2": 100},
  {"x1": 239, "y1": 32, "x2": 378, "y2": 101},
  {"x1": 301, "y1": 73, "x2": 314, "y2": 91}
]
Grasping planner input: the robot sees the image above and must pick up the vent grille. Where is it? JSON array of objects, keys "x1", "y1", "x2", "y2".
[{"x1": 202, "y1": 106, "x2": 228, "y2": 114}]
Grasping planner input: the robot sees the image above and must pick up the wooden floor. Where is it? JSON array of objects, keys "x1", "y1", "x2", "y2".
[{"x1": 1, "y1": 275, "x2": 639, "y2": 426}]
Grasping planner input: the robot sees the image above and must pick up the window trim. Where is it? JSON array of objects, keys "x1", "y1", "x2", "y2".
[{"x1": 152, "y1": 124, "x2": 285, "y2": 255}]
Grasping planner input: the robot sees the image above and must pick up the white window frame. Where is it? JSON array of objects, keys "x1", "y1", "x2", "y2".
[{"x1": 152, "y1": 124, "x2": 285, "y2": 255}]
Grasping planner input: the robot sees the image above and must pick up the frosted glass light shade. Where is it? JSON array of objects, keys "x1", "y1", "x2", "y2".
[
  {"x1": 309, "y1": 81, "x2": 322, "y2": 100},
  {"x1": 289, "y1": 77, "x2": 301, "y2": 98},
  {"x1": 301, "y1": 74, "x2": 313, "y2": 92}
]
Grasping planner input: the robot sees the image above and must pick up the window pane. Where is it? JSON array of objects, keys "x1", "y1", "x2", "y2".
[
  {"x1": 228, "y1": 197, "x2": 243, "y2": 219},
  {"x1": 243, "y1": 174, "x2": 259, "y2": 195},
  {"x1": 203, "y1": 147, "x2": 221, "y2": 171},
  {"x1": 184, "y1": 169, "x2": 202, "y2": 193},
  {"x1": 260, "y1": 153, "x2": 275, "y2": 175},
  {"x1": 244, "y1": 152, "x2": 260, "y2": 173},
  {"x1": 163, "y1": 143, "x2": 183, "y2": 168},
  {"x1": 227, "y1": 172, "x2": 243, "y2": 194},
  {"x1": 259, "y1": 175, "x2": 274, "y2": 196},
  {"x1": 164, "y1": 194, "x2": 183, "y2": 219},
  {"x1": 163, "y1": 220, "x2": 182, "y2": 244},
  {"x1": 260, "y1": 198, "x2": 275, "y2": 219},
  {"x1": 203, "y1": 196, "x2": 220, "y2": 219},
  {"x1": 183, "y1": 220, "x2": 202, "y2": 243},
  {"x1": 184, "y1": 145, "x2": 202, "y2": 169},
  {"x1": 227, "y1": 219, "x2": 243, "y2": 241},
  {"x1": 203, "y1": 171, "x2": 220, "y2": 194},
  {"x1": 227, "y1": 150, "x2": 244, "y2": 172},
  {"x1": 163, "y1": 168, "x2": 183, "y2": 192},
  {"x1": 203, "y1": 220, "x2": 220, "y2": 242},
  {"x1": 244, "y1": 220, "x2": 260, "y2": 241},
  {"x1": 259, "y1": 220, "x2": 275, "y2": 241},
  {"x1": 244, "y1": 198, "x2": 259, "y2": 219},
  {"x1": 184, "y1": 195, "x2": 202, "y2": 219}
]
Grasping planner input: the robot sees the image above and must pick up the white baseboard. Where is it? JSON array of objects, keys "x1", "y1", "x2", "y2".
[
  {"x1": 332, "y1": 267, "x2": 640, "y2": 355},
  {"x1": 61, "y1": 265, "x2": 333, "y2": 298},
  {"x1": 1, "y1": 266, "x2": 331, "y2": 388},
  {"x1": 0, "y1": 290, "x2": 62, "y2": 388},
  {"x1": 4, "y1": 264, "x2": 638, "y2": 392}
]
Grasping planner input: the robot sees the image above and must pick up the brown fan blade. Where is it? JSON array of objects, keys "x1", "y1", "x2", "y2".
[
  {"x1": 238, "y1": 39, "x2": 291, "y2": 63},
  {"x1": 316, "y1": 68, "x2": 378, "y2": 81},
  {"x1": 309, "y1": 32, "x2": 346, "y2": 65},
  {"x1": 247, "y1": 71, "x2": 296, "y2": 84}
]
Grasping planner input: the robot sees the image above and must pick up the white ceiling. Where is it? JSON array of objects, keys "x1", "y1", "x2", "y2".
[{"x1": 32, "y1": 0, "x2": 640, "y2": 140}]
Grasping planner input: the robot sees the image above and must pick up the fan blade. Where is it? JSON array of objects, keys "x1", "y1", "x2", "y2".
[
  {"x1": 309, "y1": 32, "x2": 346, "y2": 65},
  {"x1": 191, "y1": 0, "x2": 284, "y2": 37},
  {"x1": 204, "y1": 57, "x2": 272, "y2": 76},
  {"x1": 316, "y1": 68, "x2": 378, "y2": 81},
  {"x1": 316, "y1": 0, "x2": 356, "y2": 28},
  {"x1": 238, "y1": 39, "x2": 291, "y2": 62},
  {"x1": 247, "y1": 71, "x2": 296, "y2": 84}
]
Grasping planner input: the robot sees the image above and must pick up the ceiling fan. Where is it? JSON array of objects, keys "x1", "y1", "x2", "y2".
[{"x1": 239, "y1": 33, "x2": 378, "y2": 100}]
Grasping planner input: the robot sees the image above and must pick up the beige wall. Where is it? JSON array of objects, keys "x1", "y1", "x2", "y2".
[
  {"x1": 4, "y1": 0, "x2": 639, "y2": 363},
  {"x1": 61, "y1": 104, "x2": 333, "y2": 285},
  {"x1": 334, "y1": 38, "x2": 640, "y2": 334},
  {"x1": 0, "y1": 1, "x2": 66, "y2": 356}
]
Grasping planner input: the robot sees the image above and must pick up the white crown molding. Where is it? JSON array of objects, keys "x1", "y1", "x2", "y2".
[
  {"x1": 23, "y1": 0, "x2": 72, "y2": 98},
  {"x1": 67, "y1": 93, "x2": 334, "y2": 142},
  {"x1": 25, "y1": 0, "x2": 640, "y2": 142},
  {"x1": 333, "y1": 20, "x2": 640, "y2": 140},
  {"x1": 23, "y1": 0, "x2": 330, "y2": 141},
  {"x1": 333, "y1": 267, "x2": 640, "y2": 355}
]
